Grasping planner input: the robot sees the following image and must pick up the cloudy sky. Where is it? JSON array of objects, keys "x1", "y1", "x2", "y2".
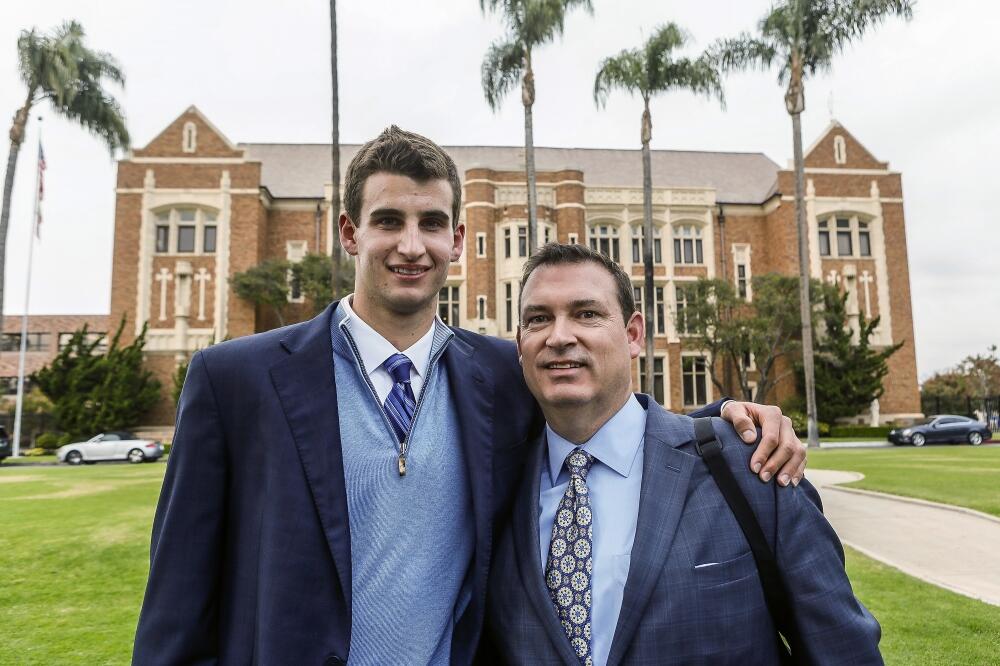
[{"x1": 2, "y1": 0, "x2": 997, "y2": 380}]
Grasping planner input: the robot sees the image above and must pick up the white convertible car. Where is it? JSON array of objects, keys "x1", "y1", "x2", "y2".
[{"x1": 57, "y1": 431, "x2": 164, "y2": 465}]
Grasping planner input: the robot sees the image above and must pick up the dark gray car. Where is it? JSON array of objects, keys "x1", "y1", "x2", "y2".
[{"x1": 888, "y1": 415, "x2": 992, "y2": 447}]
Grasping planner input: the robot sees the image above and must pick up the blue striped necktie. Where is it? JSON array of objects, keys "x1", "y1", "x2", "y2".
[{"x1": 383, "y1": 353, "x2": 416, "y2": 443}]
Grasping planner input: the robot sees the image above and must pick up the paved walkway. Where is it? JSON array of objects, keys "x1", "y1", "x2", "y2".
[{"x1": 807, "y1": 469, "x2": 1000, "y2": 607}]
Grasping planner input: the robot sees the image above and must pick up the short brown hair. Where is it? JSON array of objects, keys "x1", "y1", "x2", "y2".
[
  {"x1": 343, "y1": 125, "x2": 463, "y2": 227},
  {"x1": 519, "y1": 243, "x2": 636, "y2": 325}
]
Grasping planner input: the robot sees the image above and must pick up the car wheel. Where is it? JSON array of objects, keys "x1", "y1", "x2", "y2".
[
  {"x1": 912, "y1": 433, "x2": 926, "y2": 447},
  {"x1": 66, "y1": 450, "x2": 83, "y2": 465},
  {"x1": 127, "y1": 448, "x2": 146, "y2": 464},
  {"x1": 969, "y1": 432, "x2": 983, "y2": 446}
]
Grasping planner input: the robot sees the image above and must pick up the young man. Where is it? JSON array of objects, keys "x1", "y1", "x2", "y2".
[
  {"x1": 133, "y1": 127, "x2": 805, "y2": 665},
  {"x1": 487, "y1": 244, "x2": 880, "y2": 665}
]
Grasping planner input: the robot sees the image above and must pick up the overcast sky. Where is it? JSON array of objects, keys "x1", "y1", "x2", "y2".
[{"x1": 2, "y1": 0, "x2": 998, "y2": 380}]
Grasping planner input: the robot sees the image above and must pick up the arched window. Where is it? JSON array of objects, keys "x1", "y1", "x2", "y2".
[
  {"x1": 631, "y1": 225, "x2": 662, "y2": 264},
  {"x1": 833, "y1": 135, "x2": 847, "y2": 165},
  {"x1": 818, "y1": 214, "x2": 872, "y2": 258},
  {"x1": 182, "y1": 122, "x2": 197, "y2": 153},
  {"x1": 672, "y1": 224, "x2": 703, "y2": 265},
  {"x1": 588, "y1": 223, "x2": 620, "y2": 261},
  {"x1": 153, "y1": 206, "x2": 217, "y2": 254}
]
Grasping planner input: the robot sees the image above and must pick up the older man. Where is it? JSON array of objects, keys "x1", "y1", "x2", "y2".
[{"x1": 486, "y1": 243, "x2": 881, "y2": 665}]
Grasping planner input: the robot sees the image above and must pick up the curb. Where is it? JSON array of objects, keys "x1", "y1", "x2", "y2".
[{"x1": 820, "y1": 479, "x2": 1000, "y2": 526}]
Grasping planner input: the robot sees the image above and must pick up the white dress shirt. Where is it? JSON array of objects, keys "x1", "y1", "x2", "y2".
[{"x1": 338, "y1": 295, "x2": 436, "y2": 403}]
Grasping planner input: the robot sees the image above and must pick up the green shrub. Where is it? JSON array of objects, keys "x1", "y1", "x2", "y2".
[
  {"x1": 34, "y1": 433, "x2": 63, "y2": 451},
  {"x1": 22, "y1": 447, "x2": 48, "y2": 457},
  {"x1": 58, "y1": 432, "x2": 76, "y2": 446},
  {"x1": 829, "y1": 425, "x2": 893, "y2": 438},
  {"x1": 787, "y1": 411, "x2": 830, "y2": 437}
]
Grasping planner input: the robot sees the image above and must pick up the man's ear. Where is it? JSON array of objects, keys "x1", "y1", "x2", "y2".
[
  {"x1": 515, "y1": 325, "x2": 523, "y2": 365},
  {"x1": 340, "y1": 213, "x2": 359, "y2": 256},
  {"x1": 450, "y1": 222, "x2": 466, "y2": 262},
  {"x1": 626, "y1": 311, "x2": 644, "y2": 360}
]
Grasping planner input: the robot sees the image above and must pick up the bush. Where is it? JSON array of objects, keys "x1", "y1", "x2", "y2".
[
  {"x1": 829, "y1": 425, "x2": 893, "y2": 439},
  {"x1": 34, "y1": 433, "x2": 63, "y2": 451},
  {"x1": 59, "y1": 432, "x2": 77, "y2": 446},
  {"x1": 22, "y1": 447, "x2": 49, "y2": 457},
  {"x1": 787, "y1": 411, "x2": 830, "y2": 437}
]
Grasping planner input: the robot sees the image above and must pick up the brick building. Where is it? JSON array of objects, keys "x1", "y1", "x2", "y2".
[
  {"x1": 110, "y1": 106, "x2": 921, "y2": 426},
  {"x1": 0, "y1": 314, "x2": 109, "y2": 398}
]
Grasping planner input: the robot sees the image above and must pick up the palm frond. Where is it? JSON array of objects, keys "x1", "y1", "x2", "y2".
[
  {"x1": 659, "y1": 54, "x2": 726, "y2": 110},
  {"x1": 593, "y1": 48, "x2": 644, "y2": 107},
  {"x1": 481, "y1": 38, "x2": 525, "y2": 111},
  {"x1": 711, "y1": 33, "x2": 779, "y2": 75}
]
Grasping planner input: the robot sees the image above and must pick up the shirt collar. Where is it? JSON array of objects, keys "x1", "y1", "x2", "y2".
[
  {"x1": 338, "y1": 294, "x2": 436, "y2": 378},
  {"x1": 545, "y1": 394, "x2": 647, "y2": 485}
]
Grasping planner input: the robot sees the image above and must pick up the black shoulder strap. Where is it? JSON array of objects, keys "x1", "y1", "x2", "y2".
[{"x1": 693, "y1": 417, "x2": 808, "y2": 665}]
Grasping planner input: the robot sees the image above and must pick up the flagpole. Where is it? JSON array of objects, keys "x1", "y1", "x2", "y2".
[{"x1": 12, "y1": 118, "x2": 42, "y2": 457}]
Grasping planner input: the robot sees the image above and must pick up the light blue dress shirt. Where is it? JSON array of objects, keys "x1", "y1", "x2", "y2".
[{"x1": 538, "y1": 395, "x2": 647, "y2": 666}]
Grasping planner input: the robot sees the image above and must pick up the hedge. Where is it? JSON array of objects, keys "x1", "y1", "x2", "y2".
[{"x1": 829, "y1": 425, "x2": 893, "y2": 439}]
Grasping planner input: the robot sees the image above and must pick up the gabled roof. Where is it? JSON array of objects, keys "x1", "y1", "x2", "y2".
[
  {"x1": 803, "y1": 119, "x2": 889, "y2": 170},
  {"x1": 132, "y1": 105, "x2": 243, "y2": 158},
  {"x1": 241, "y1": 143, "x2": 782, "y2": 204}
]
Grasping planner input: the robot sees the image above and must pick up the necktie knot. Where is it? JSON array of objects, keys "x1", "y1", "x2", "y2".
[
  {"x1": 384, "y1": 353, "x2": 413, "y2": 384},
  {"x1": 564, "y1": 449, "x2": 595, "y2": 479}
]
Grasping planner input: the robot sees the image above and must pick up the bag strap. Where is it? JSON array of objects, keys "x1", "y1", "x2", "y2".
[{"x1": 693, "y1": 417, "x2": 807, "y2": 665}]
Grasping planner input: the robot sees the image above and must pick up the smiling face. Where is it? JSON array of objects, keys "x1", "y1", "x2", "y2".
[
  {"x1": 340, "y1": 172, "x2": 465, "y2": 328},
  {"x1": 517, "y1": 261, "x2": 644, "y2": 437}
]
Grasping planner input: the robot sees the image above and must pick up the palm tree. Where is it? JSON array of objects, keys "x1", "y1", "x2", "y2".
[
  {"x1": 594, "y1": 24, "x2": 724, "y2": 398},
  {"x1": 1, "y1": 20, "x2": 129, "y2": 335},
  {"x1": 329, "y1": 0, "x2": 343, "y2": 299},
  {"x1": 479, "y1": 0, "x2": 593, "y2": 253},
  {"x1": 714, "y1": 0, "x2": 912, "y2": 446}
]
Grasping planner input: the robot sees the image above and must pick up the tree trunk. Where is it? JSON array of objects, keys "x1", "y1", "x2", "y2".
[
  {"x1": 522, "y1": 52, "x2": 538, "y2": 254},
  {"x1": 791, "y1": 110, "x2": 819, "y2": 447},
  {"x1": 329, "y1": 0, "x2": 342, "y2": 300},
  {"x1": 0, "y1": 101, "x2": 33, "y2": 338},
  {"x1": 640, "y1": 102, "x2": 655, "y2": 398}
]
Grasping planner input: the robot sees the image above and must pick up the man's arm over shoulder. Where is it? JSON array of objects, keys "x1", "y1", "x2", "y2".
[
  {"x1": 133, "y1": 350, "x2": 228, "y2": 665},
  {"x1": 711, "y1": 421, "x2": 882, "y2": 665}
]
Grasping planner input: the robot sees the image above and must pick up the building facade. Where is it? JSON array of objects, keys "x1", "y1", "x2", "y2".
[{"x1": 110, "y1": 107, "x2": 921, "y2": 426}]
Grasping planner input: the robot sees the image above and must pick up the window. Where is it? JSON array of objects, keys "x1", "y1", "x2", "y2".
[
  {"x1": 58, "y1": 332, "x2": 107, "y2": 353},
  {"x1": 503, "y1": 228, "x2": 511, "y2": 259},
  {"x1": 286, "y1": 240, "x2": 307, "y2": 303},
  {"x1": 836, "y1": 218, "x2": 852, "y2": 256},
  {"x1": 833, "y1": 135, "x2": 847, "y2": 165},
  {"x1": 732, "y1": 244, "x2": 751, "y2": 300},
  {"x1": 476, "y1": 232, "x2": 487, "y2": 258},
  {"x1": 182, "y1": 121, "x2": 197, "y2": 153},
  {"x1": 674, "y1": 285, "x2": 691, "y2": 335},
  {"x1": 203, "y1": 226, "x2": 217, "y2": 253},
  {"x1": 477, "y1": 295, "x2": 487, "y2": 320},
  {"x1": 632, "y1": 286, "x2": 665, "y2": 334},
  {"x1": 682, "y1": 356, "x2": 708, "y2": 406},
  {"x1": 504, "y1": 282, "x2": 514, "y2": 333},
  {"x1": 542, "y1": 225, "x2": 553, "y2": 246},
  {"x1": 631, "y1": 227, "x2": 662, "y2": 264},
  {"x1": 737, "y1": 265, "x2": 748, "y2": 299},
  {"x1": 0, "y1": 377, "x2": 31, "y2": 395},
  {"x1": 818, "y1": 219, "x2": 830, "y2": 256},
  {"x1": 673, "y1": 225, "x2": 703, "y2": 264},
  {"x1": 859, "y1": 221, "x2": 871, "y2": 256},
  {"x1": 154, "y1": 207, "x2": 218, "y2": 254},
  {"x1": 438, "y1": 286, "x2": 460, "y2": 326},
  {"x1": 155, "y1": 225, "x2": 169, "y2": 253},
  {"x1": 518, "y1": 226, "x2": 528, "y2": 257},
  {"x1": 1, "y1": 333, "x2": 50, "y2": 352},
  {"x1": 568, "y1": 233, "x2": 579, "y2": 245},
  {"x1": 589, "y1": 225, "x2": 620, "y2": 262},
  {"x1": 638, "y1": 357, "x2": 666, "y2": 405}
]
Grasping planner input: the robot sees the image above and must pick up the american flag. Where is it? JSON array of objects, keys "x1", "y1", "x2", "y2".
[{"x1": 36, "y1": 143, "x2": 46, "y2": 237}]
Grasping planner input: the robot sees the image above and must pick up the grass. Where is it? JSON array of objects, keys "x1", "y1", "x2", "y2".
[
  {"x1": 1, "y1": 460, "x2": 999, "y2": 663},
  {"x1": 808, "y1": 445, "x2": 1000, "y2": 518},
  {"x1": 2, "y1": 454, "x2": 58, "y2": 465}
]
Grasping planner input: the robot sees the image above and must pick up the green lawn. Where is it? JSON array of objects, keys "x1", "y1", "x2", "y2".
[
  {"x1": 808, "y1": 445, "x2": 1000, "y2": 518},
  {"x1": 1, "y1": 461, "x2": 999, "y2": 664}
]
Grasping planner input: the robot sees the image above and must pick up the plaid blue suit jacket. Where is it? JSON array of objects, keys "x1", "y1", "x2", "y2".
[{"x1": 486, "y1": 397, "x2": 882, "y2": 665}]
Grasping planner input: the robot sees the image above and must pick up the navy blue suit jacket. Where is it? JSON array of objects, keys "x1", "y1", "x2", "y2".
[
  {"x1": 486, "y1": 398, "x2": 881, "y2": 665},
  {"x1": 132, "y1": 304, "x2": 726, "y2": 664}
]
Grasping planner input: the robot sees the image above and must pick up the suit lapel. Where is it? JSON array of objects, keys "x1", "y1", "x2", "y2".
[
  {"x1": 442, "y1": 336, "x2": 494, "y2": 630},
  {"x1": 511, "y1": 430, "x2": 582, "y2": 666},
  {"x1": 269, "y1": 303, "x2": 352, "y2": 612},
  {"x1": 607, "y1": 400, "x2": 697, "y2": 666}
]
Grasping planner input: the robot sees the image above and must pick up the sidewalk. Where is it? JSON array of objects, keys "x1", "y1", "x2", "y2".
[{"x1": 807, "y1": 469, "x2": 1000, "y2": 607}]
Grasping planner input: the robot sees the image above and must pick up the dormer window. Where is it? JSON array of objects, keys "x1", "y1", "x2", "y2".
[{"x1": 182, "y1": 122, "x2": 197, "y2": 153}]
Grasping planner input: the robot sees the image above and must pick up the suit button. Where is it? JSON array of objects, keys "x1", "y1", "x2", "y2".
[{"x1": 324, "y1": 657, "x2": 345, "y2": 666}]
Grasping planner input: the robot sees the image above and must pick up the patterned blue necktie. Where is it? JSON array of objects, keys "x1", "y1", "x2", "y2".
[
  {"x1": 545, "y1": 449, "x2": 596, "y2": 666},
  {"x1": 383, "y1": 353, "x2": 416, "y2": 444}
]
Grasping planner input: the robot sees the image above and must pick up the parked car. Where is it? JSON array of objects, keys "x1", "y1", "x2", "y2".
[
  {"x1": 888, "y1": 415, "x2": 992, "y2": 447},
  {"x1": 0, "y1": 426, "x2": 10, "y2": 461},
  {"x1": 56, "y1": 431, "x2": 164, "y2": 465}
]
